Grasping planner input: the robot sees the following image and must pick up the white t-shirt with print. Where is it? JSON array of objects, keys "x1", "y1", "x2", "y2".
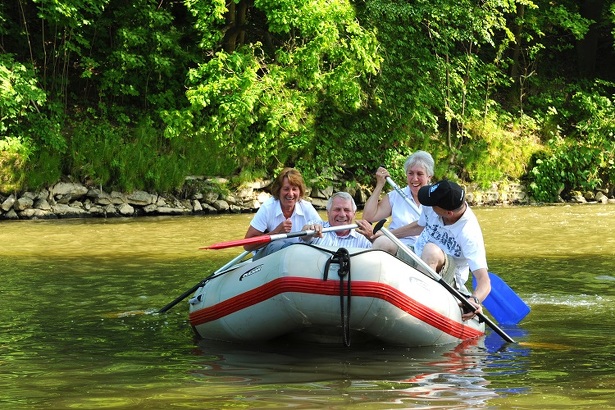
[{"x1": 414, "y1": 204, "x2": 487, "y2": 288}]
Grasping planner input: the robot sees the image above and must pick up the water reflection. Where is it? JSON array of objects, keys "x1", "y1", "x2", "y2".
[{"x1": 190, "y1": 332, "x2": 532, "y2": 408}]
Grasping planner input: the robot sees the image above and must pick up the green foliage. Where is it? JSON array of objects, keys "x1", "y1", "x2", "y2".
[
  {"x1": 98, "y1": 0, "x2": 192, "y2": 113},
  {"x1": 1, "y1": 0, "x2": 615, "y2": 199},
  {"x1": 515, "y1": 0, "x2": 596, "y2": 114},
  {"x1": 42, "y1": 0, "x2": 190, "y2": 133},
  {"x1": 458, "y1": 114, "x2": 542, "y2": 188},
  {"x1": 66, "y1": 117, "x2": 179, "y2": 192},
  {"x1": 355, "y1": 0, "x2": 519, "y2": 175},
  {"x1": 183, "y1": 0, "x2": 381, "y2": 186},
  {"x1": 62, "y1": 115, "x2": 238, "y2": 193},
  {"x1": 0, "y1": 148, "x2": 26, "y2": 193},
  {"x1": 528, "y1": 86, "x2": 615, "y2": 202},
  {"x1": 0, "y1": 55, "x2": 67, "y2": 192},
  {"x1": 23, "y1": 149, "x2": 63, "y2": 190},
  {"x1": 0, "y1": 55, "x2": 47, "y2": 138},
  {"x1": 26, "y1": 0, "x2": 109, "y2": 105},
  {"x1": 184, "y1": 0, "x2": 228, "y2": 49}
]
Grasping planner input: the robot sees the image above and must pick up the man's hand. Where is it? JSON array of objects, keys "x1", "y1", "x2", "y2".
[
  {"x1": 301, "y1": 221, "x2": 323, "y2": 238},
  {"x1": 460, "y1": 296, "x2": 483, "y2": 321},
  {"x1": 355, "y1": 219, "x2": 374, "y2": 239}
]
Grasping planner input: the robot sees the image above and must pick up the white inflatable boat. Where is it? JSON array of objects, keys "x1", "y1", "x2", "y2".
[{"x1": 188, "y1": 244, "x2": 485, "y2": 347}]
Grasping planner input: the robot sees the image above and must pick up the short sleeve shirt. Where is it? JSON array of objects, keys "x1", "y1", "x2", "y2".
[
  {"x1": 310, "y1": 221, "x2": 372, "y2": 248},
  {"x1": 414, "y1": 204, "x2": 488, "y2": 287},
  {"x1": 250, "y1": 197, "x2": 321, "y2": 244}
]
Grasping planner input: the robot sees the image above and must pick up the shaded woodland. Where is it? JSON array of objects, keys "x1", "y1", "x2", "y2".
[{"x1": 1, "y1": 0, "x2": 614, "y2": 202}]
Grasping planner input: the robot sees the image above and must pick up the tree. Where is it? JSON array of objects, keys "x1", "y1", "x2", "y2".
[{"x1": 176, "y1": 0, "x2": 381, "y2": 184}]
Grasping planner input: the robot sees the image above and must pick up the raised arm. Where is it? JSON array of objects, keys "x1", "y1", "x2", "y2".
[{"x1": 363, "y1": 167, "x2": 393, "y2": 222}]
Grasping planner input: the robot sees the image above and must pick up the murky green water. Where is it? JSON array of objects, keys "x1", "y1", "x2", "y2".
[{"x1": 2, "y1": 205, "x2": 615, "y2": 409}]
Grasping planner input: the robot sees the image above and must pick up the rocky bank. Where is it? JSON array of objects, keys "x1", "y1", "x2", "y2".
[{"x1": 0, "y1": 177, "x2": 613, "y2": 221}]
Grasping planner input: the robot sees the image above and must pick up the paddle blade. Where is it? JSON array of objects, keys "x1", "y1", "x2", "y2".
[
  {"x1": 201, "y1": 235, "x2": 272, "y2": 250},
  {"x1": 474, "y1": 272, "x2": 531, "y2": 325}
]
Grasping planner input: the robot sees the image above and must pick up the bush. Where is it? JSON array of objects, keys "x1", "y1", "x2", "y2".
[{"x1": 528, "y1": 87, "x2": 615, "y2": 202}]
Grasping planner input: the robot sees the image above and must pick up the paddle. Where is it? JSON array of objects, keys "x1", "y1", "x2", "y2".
[
  {"x1": 158, "y1": 250, "x2": 251, "y2": 313},
  {"x1": 473, "y1": 272, "x2": 531, "y2": 325},
  {"x1": 373, "y1": 221, "x2": 515, "y2": 343},
  {"x1": 385, "y1": 175, "x2": 421, "y2": 217},
  {"x1": 201, "y1": 224, "x2": 359, "y2": 250},
  {"x1": 385, "y1": 175, "x2": 529, "y2": 325}
]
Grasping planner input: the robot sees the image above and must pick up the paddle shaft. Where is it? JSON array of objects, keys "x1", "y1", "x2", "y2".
[
  {"x1": 202, "y1": 224, "x2": 358, "y2": 250},
  {"x1": 385, "y1": 176, "x2": 421, "y2": 218},
  {"x1": 376, "y1": 224, "x2": 515, "y2": 343},
  {"x1": 158, "y1": 250, "x2": 251, "y2": 313},
  {"x1": 268, "y1": 223, "x2": 358, "y2": 240}
]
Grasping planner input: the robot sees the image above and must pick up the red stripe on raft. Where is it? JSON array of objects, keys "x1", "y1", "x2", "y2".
[{"x1": 189, "y1": 277, "x2": 483, "y2": 340}]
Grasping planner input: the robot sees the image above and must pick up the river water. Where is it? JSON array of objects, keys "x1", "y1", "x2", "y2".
[{"x1": 2, "y1": 205, "x2": 615, "y2": 409}]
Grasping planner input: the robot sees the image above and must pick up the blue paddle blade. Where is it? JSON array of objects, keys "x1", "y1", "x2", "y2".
[{"x1": 473, "y1": 272, "x2": 531, "y2": 325}]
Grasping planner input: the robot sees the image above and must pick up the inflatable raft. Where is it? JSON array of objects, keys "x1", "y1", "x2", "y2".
[{"x1": 188, "y1": 244, "x2": 485, "y2": 347}]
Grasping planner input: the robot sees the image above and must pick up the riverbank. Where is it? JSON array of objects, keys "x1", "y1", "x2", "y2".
[{"x1": 0, "y1": 177, "x2": 613, "y2": 221}]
